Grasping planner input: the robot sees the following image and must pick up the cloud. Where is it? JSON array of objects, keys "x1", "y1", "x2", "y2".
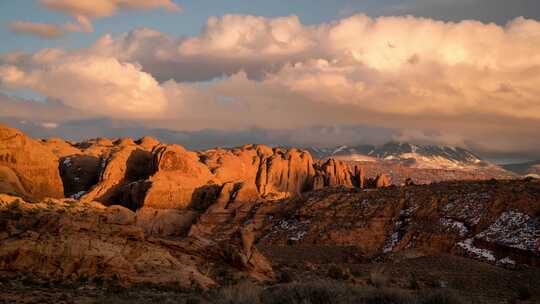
[
  {"x1": 2, "y1": 14, "x2": 540, "y2": 158},
  {"x1": 0, "y1": 54, "x2": 168, "y2": 118},
  {"x1": 392, "y1": 0, "x2": 540, "y2": 25},
  {"x1": 8, "y1": 21, "x2": 65, "y2": 39},
  {"x1": 38, "y1": 0, "x2": 181, "y2": 32}
]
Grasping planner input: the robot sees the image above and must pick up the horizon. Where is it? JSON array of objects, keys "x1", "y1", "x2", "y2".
[{"x1": 1, "y1": 1, "x2": 540, "y2": 163}]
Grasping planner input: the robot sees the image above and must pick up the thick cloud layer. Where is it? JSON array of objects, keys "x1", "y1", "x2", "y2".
[
  {"x1": 1, "y1": 14, "x2": 540, "y2": 159},
  {"x1": 0, "y1": 51, "x2": 167, "y2": 118}
]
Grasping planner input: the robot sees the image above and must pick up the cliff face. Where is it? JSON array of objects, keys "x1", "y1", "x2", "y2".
[{"x1": 0, "y1": 124, "x2": 64, "y2": 199}]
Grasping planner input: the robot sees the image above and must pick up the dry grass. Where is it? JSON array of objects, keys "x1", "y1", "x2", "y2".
[{"x1": 213, "y1": 281, "x2": 465, "y2": 304}]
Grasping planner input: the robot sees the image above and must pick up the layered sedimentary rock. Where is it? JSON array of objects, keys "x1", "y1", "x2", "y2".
[{"x1": 0, "y1": 124, "x2": 63, "y2": 199}]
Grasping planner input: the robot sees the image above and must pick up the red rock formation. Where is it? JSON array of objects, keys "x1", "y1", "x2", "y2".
[
  {"x1": 135, "y1": 136, "x2": 160, "y2": 150},
  {"x1": 257, "y1": 148, "x2": 316, "y2": 199},
  {"x1": 0, "y1": 124, "x2": 63, "y2": 199},
  {"x1": 81, "y1": 146, "x2": 153, "y2": 204},
  {"x1": 142, "y1": 144, "x2": 216, "y2": 209},
  {"x1": 375, "y1": 174, "x2": 392, "y2": 188}
]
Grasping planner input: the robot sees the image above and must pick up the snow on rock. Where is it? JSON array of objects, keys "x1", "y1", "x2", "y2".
[
  {"x1": 498, "y1": 257, "x2": 516, "y2": 265},
  {"x1": 71, "y1": 191, "x2": 86, "y2": 200},
  {"x1": 267, "y1": 218, "x2": 311, "y2": 242},
  {"x1": 440, "y1": 218, "x2": 469, "y2": 237},
  {"x1": 477, "y1": 210, "x2": 540, "y2": 252},
  {"x1": 457, "y1": 238, "x2": 496, "y2": 262},
  {"x1": 383, "y1": 232, "x2": 400, "y2": 253},
  {"x1": 442, "y1": 192, "x2": 491, "y2": 225}
]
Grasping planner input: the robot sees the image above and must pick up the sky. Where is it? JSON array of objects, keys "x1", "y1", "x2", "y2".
[{"x1": 1, "y1": 0, "x2": 540, "y2": 163}]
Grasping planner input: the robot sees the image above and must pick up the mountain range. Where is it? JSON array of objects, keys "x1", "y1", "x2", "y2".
[{"x1": 308, "y1": 142, "x2": 496, "y2": 170}]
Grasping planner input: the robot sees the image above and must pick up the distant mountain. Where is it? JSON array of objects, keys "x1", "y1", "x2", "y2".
[
  {"x1": 502, "y1": 160, "x2": 540, "y2": 176},
  {"x1": 307, "y1": 142, "x2": 490, "y2": 171}
]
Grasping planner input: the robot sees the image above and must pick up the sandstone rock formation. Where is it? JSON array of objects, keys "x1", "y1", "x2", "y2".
[
  {"x1": 0, "y1": 125, "x2": 391, "y2": 211},
  {"x1": 0, "y1": 194, "x2": 276, "y2": 288},
  {"x1": 135, "y1": 136, "x2": 160, "y2": 150},
  {"x1": 0, "y1": 195, "x2": 215, "y2": 289},
  {"x1": 81, "y1": 146, "x2": 153, "y2": 204},
  {"x1": 142, "y1": 144, "x2": 216, "y2": 209},
  {"x1": 375, "y1": 174, "x2": 392, "y2": 188},
  {"x1": 0, "y1": 124, "x2": 63, "y2": 199},
  {"x1": 135, "y1": 207, "x2": 198, "y2": 236}
]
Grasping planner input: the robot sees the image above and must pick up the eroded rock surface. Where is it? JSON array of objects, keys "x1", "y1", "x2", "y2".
[{"x1": 0, "y1": 194, "x2": 274, "y2": 288}]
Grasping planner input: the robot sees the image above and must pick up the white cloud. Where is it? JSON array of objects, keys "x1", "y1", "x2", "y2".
[
  {"x1": 32, "y1": 0, "x2": 181, "y2": 33},
  {"x1": 0, "y1": 55, "x2": 168, "y2": 118}
]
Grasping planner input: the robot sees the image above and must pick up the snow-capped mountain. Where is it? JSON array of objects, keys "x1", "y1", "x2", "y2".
[{"x1": 307, "y1": 142, "x2": 489, "y2": 170}]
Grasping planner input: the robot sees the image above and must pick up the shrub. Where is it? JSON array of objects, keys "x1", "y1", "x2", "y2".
[
  {"x1": 418, "y1": 289, "x2": 464, "y2": 304},
  {"x1": 515, "y1": 284, "x2": 532, "y2": 301},
  {"x1": 327, "y1": 265, "x2": 349, "y2": 280},
  {"x1": 369, "y1": 271, "x2": 388, "y2": 289},
  {"x1": 215, "y1": 281, "x2": 262, "y2": 304},
  {"x1": 277, "y1": 270, "x2": 294, "y2": 283},
  {"x1": 8, "y1": 199, "x2": 22, "y2": 211}
]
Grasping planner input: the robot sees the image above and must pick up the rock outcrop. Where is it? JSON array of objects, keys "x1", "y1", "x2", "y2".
[
  {"x1": 81, "y1": 146, "x2": 153, "y2": 204},
  {"x1": 0, "y1": 194, "x2": 276, "y2": 288},
  {"x1": 0, "y1": 124, "x2": 63, "y2": 199},
  {"x1": 260, "y1": 179, "x2": 540, "y2": 267},
  {"x1": 0, "y1": 195, "x2": 215, "y2": 289},
  {"x1": 142, "y1": 145, "x2": 216, "y2": 209}
]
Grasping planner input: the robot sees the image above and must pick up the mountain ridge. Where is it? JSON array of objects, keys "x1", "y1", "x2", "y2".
[{"x1": 307, "y1": 142, "x2": 489, "y2": 170}]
